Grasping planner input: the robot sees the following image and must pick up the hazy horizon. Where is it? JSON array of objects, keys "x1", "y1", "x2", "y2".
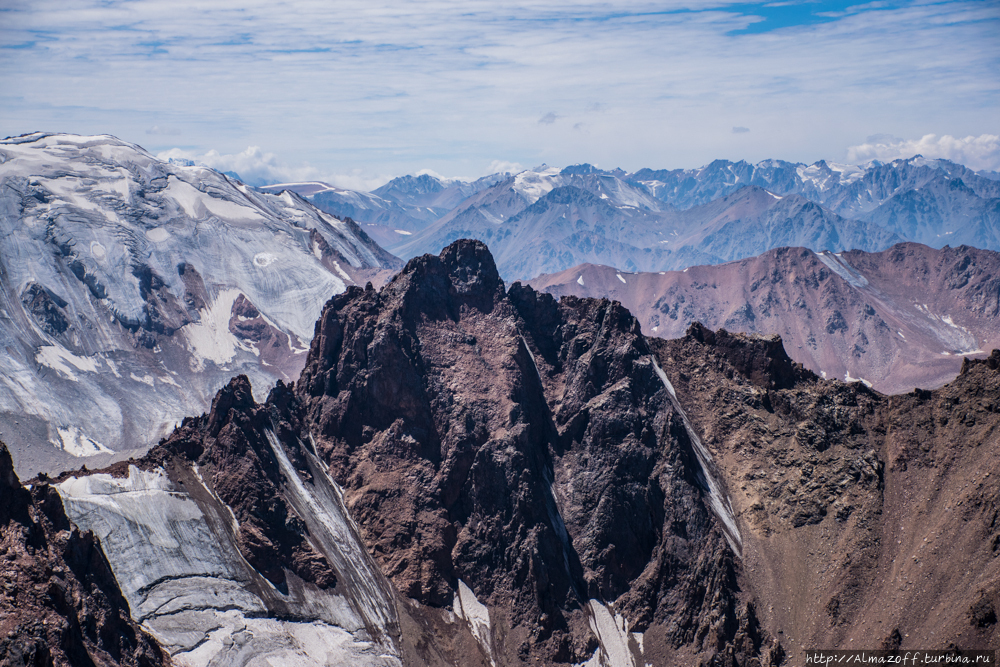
[{"x1": 2, "y1": 0, "x2": 998, "y2": 190}]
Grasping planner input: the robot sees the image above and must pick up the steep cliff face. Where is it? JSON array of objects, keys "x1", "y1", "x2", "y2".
[
  {"x1": 0, "y1": 442, "x2": 166, "y2": 667},
  {"x1": 290, "y1": 239, "x2": 773, "y2": 664}
]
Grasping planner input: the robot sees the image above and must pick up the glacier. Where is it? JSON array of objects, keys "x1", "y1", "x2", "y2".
[
  {"x1": 0, "y1": 132, "x2": 397, "y2": 476},
  {"x1": 55, "y1": 457, "x2": 402, "y2": 666}
]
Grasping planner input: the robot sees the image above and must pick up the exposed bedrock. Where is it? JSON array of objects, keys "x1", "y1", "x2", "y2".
[{"x1": 21, "y1": 239, "x2": 999, "y2": 665}]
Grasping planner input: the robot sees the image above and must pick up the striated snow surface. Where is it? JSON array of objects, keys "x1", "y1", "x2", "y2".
[
  {"x1": 56, "y1": 457, "x2": 401, "y2": 667},
  {"x1": 512, "y1": 166, "x2": 564, "y2": 203},
  {"x1": 814, "y1": 250, "x2": 869, "y2": 288},
  {"x1": 0, "y1": 132, "x2": 394, "y2": 475},
  {"x1": 577, "y1": 600, "x2": 645, "y2": 667}
]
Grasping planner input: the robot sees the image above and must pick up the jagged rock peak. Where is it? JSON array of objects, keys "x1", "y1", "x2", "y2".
[
  {"x1": 302, "y1": 239, "x2": 506, "y2": 391},
  {"x1": 684, "y1": 321, "x2": 815, "y2": 390},
  {"x1": 394, "y1": 238, "x2": 505, "y2": 308},
  {"x1": 207, "y1": 373, "x2": 257, "y2": 437},
  {"x1": 0, "y1": 441, "x2": 20, "y2": 493},
  {"x1": 0, "y1": 442, "x2": 30, "y2": 525},
  {"x1": 961, "y1": 349, "x2": 1000, "y2": 375}
]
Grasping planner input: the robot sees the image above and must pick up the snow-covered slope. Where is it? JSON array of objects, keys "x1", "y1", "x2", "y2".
[
  {"x1": 56, "y1": 456, "x2": 402, "y2": 666},
  {"x1": 0, "y1": 132, "x2": 400, "y2": 476}
]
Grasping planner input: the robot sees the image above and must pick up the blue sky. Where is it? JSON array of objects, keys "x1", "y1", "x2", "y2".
[{"x1": 1, "y1": 0, "x2": 998, "y2": 188}]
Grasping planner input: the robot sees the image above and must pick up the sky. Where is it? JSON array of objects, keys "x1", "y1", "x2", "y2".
[{"x1": 1, "y1": 0, "x2": 998, "y2": 190}]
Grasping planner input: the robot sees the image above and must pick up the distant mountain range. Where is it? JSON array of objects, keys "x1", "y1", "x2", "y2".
[
  {"x1": 274, "y1": 158, "x2": 1000, "y2": 280},
  {"x1": 529, "y1": 242, "x2": 1000, "y2": 394},
  {"x1": 0, "y1": 132, "x2": 399, "y2": 476}
]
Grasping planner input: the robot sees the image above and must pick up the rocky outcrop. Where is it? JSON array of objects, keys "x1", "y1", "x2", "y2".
[
  {"x1": 0, "y1": 442, "x2": 166, "y2": 667},
  {"x1": 652, "y1": 326, "x2": 1000, "y2": 660}
]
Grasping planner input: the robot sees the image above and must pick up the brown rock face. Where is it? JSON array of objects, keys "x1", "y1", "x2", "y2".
[
  {"x1": 290, "y1": 239, "x2": 772, "y2": 663},
  {"x1": 653, "y1": 330, "x2": 1000, "y2": 661},
  {"x1": 0, "y1": 443, "x2": 166, "y2": 667}
]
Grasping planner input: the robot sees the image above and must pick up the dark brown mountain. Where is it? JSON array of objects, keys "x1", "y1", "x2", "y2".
[
  {"x1": 36, "y1": 240, "x2": 781, "y2": 666},
  {"x1": 530, "y1": 242, "x2": 1000, "y2": 394},
  {"x1": 287, "y1": 239, "x2": 769, "y2": 664},
  {"x1": 0, "y1": 442, "x2": 166, "y2": 667},
  {"x1": 16, "y1": 240, "x2": 1000, "y2": 666},
  {"x1": 652, "y1": 326, "x2": 1000, "y2": 659}
]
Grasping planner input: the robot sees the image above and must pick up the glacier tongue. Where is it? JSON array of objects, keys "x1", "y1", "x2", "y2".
[
  {"x1": 453, "y1": 579, "x2": 496, "y2": 667},
  {"x1": 55, "y1": 462, "x2": 402, "y2": 667},
  {"x1": 578, "y1": 600, "x2": 644, "y2": 667}
]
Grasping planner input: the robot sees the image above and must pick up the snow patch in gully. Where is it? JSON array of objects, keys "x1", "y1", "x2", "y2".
[{"x1": 651, "y1": 357, "x2": 742, "y2": 556}]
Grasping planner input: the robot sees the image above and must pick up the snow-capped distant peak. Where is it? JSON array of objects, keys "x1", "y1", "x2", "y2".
[
  {"x1": 826, "y1": 162, "x2": 865, "y2": 184},
  {"x1": 529, "y1": 164, "x2": 562, "y2": 176},
  {"x1": 260, "y1": 181, "x2": 344, "y2": 196},
  {"x1": 513, "y1": 170, "x2": 563, "y2": 203},
  {"x1": 907, "y1": 156, "x2": 948, "y2": 169}
]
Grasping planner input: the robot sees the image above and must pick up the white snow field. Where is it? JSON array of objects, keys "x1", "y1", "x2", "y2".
[
  {"x1": 56, "y1": 458, "x2": 402, "y2": 667},
  {"x1": 0, "y1": 132, "x2": 396, "y2": 475}
]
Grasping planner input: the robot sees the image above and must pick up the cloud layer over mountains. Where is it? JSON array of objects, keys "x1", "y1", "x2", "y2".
[{"x1": 3, "y1": 0, "x2": 997, "y2": 178}]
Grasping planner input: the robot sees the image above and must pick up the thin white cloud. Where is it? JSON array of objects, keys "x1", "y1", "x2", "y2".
[
  {"x1": 486, "y1": 160, "x2": 524, "y2": 175},
  {"x1": 156, "y1": 147, "x2": 391, "y2": 191},
  {"x1": 846, "y1": 134, "x2": 1000, "y2": 172},
  {"x1": 146, "y1": 125, "x2": 180, "y2": 136},
  {"x1": 1, "y1": 0, "x2": 997, "y2": 175}
]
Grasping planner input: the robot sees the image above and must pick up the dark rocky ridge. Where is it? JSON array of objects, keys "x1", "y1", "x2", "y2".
[
  {"x1": 22, "y1": 239, "x2": 999, "y2": 665},
  {"x1": 117, "y1": 239, "x2": 777, "y2": 665},
  {"x1": 0, "y1": 443, "x2": 166, "y2": 667}
]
